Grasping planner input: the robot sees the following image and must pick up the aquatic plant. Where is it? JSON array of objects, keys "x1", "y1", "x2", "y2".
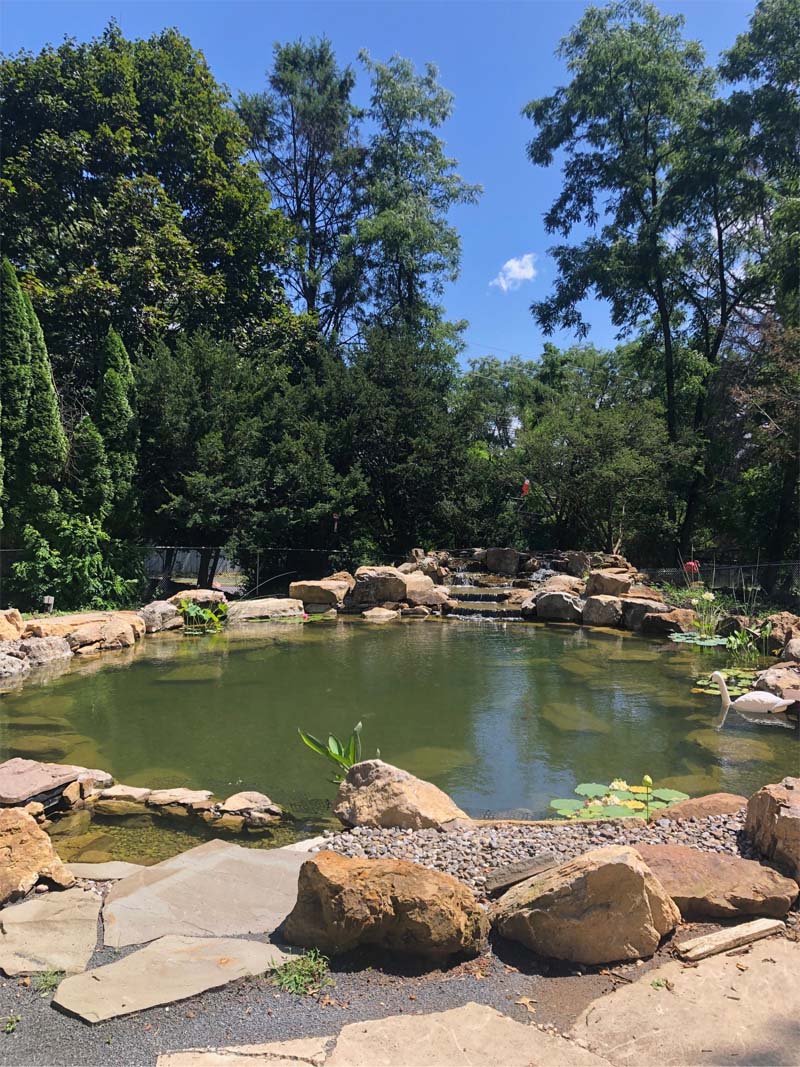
[
  {"x1": 298, "y1": 721, "x2": 370, "y2": 783},
  {"x1": 549, "y1": 774, "x2": 688, "y2": 821},
  {"x1": 178, "y1": 599, "x2": 228, "y2": 634},
  {"x1": 693, "y1": 667, "x2": 759, "y2": 697},
  {"x1": 668, "y1": 632, "x2": 727, "y2": 648}
]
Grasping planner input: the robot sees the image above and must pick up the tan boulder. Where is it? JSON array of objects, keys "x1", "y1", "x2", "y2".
[
  {"x1": 620, "y1": 597, "x2": 671, "y2": 631},
  {"x1": 585, "y1": 569, "x2": 633, "y2": 597},
  {"x1": 492, "y1": 845, "x2": 680, "y2": 965},
  {"x1": 660, "y1": 792, "x2": 746, "y2": 821},
  {"x1": 288, "y1": 579, "x2": 350, "y2": 608},
  {"x1": 534, "y1": 590, "x2": 584, "y2": 623},
  {"x1": 780, "y1": 638, "x2": 800, "y2": 662},
  {"x1": 361, "y1": 607, "x2": 399, "y2": 623},
  {"x1": 24, "y1": 610, "x2": 144, "y2": 642},
  {"x1": 349, "y1": 567, "x2": 407, "y2": 606},
  {"x1": 563, "y1": 550, "x2": 593, "y2": 577},
  {"x1": 542, "y1": 574, "x2": 586, "y2": 595},
  {"x1": 628, "y1": 584, "x2": 664, "y2": 601},
  {"x1": 0, "y1": 807, "x2": 75, "y2": 905},
  {"x1": 67, "y1": 618, "x2": 138, "y2": 654},
  {"x1": 635, "y1": 844, "x2": 798, "y2": 920},
  {"x1": 227, "y1": 598, "x2": 303, "y2": 621},
  {"x1": 745, "y1": 778, "x2": 800, "y2": 880},
  {"x1": 485, "y1": 548, "x2": 521, "y2": 576},
  {"x1": 281, "y1": 851, "x2": 488, "y2": 962},
  {"x1": 334, "y1": 760, "x2": 468, "y2": 830},
  {"x1": 138, "y1": 601, "x2": 182, "y2": 634},
  {"x1": 329, "y1": 571, "x2": 356, "y2": 592},
  {"x1": 717, "y1": 614, "x2": 756, "y2": 638},
  {"x1": 168, "y1": 589, "x2": 227, "y2": 609},
  {"x1": 0, "y1": 608, "x2": 24, "y2": 641},
  {"x1": 17, "y1": 636, "x2": 73, "y2": 665},
  {"x1": 640, "y1": 608, "x2": 697, "y2": 635},
  {"x1": 762, "y1": 612, "x2": 800, "y2": 647},
  {"x1": 755, "y1": 663, "x2": 800, "y2": 699},
  {"x1": 582, "y1": 595, "x2": 623, "y2": 627}
]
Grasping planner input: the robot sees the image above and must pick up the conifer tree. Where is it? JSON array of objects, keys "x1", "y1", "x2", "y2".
[
  {"x1": 66, "y1": 416, "x2": 113, "y2": 522},
  {"x1": 10, "y1": 293, "x2": 69, "y2": 535},
  {"x1": 0, "y1": 258, "x2": 32, "y2": 527},
  {"x1": 94, "y1": 328, "x2": 138, "y2": 534}
]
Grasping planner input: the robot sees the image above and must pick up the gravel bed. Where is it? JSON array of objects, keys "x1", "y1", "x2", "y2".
[{"x1": 322, "y1": 812, "x2": 755, "y2": 895}]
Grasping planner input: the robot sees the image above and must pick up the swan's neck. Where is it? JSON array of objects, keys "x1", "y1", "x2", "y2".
[{"x1": 716, "y1": 676, "x2": 731, "y2": 708}]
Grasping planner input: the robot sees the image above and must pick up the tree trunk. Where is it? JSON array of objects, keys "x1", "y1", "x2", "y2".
[
  {"x1": 764, "y1": 454, "x2": 800, "y2": 591},
  {"x1": 197, "y1": 548, "x2": 220, "y2": 589}
]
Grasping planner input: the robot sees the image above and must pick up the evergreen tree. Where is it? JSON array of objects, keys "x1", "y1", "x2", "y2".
[
  {"x1": 0, "y1": 257, "x2": 32, "y2": 529},
  {"x1": 10, "y1": 293, "x2": 69, "y2": 535},
  {"x1": 94, "y1": 328, "x2": 138, "y2": 535},
  {"x1": 66, "y1": 416, "x2": 113, "y2": 523}
]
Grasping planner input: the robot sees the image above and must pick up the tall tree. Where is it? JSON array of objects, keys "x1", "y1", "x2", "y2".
[
  {"x1": 358, "y1": 52, "x2": 481, "y2": 325},
  {"x1": 94, "y1": 328, "x2": 138, "y2": 536},
  {"x1": 0, "y1": 258, "x2": 32, "y2": 525},
  {"x1": 1, "y1": 23, "x2": 291, "y2": 402},
  {"x1": 238, "y1": 39, "x2": 365, "y2": 338}
]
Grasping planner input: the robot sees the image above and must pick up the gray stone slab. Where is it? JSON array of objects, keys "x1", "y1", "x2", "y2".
[
  {"x1": 102, "y1": 839, "x2": 305, "y2": 948},
  {"x1": 0, "y1": 887, "x2": 101, "y2": 976},
  {"x1": 53, "y1": 935, "x2": 288, "y2": 1024},
  {"x1": 0, "y1": 757, "x2": 79, "y2": 805},
  {"x1": 67, "y1": 861, "x2": 146, "y2": 881}
]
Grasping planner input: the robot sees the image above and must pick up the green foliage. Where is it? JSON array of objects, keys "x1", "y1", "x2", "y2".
[
  {"x1": 298, "y1": 721, "x2": 365, "y2": 783},
  {"x1": 3, "y1": 1015, "x2": 20, "y2": 1035},
  {"x1": 178, "y1": 599, "x2": 228, "y2": 634},
  {"x1": 94, "y1": 329, "x2": 138, "y2": 535},
  {"x1": 32, "y1": 970, "x2": 64, "y2": 997},
  {"x1": 65, "y1": 417, "x2": 113, "y2": 522},
  {"x1": 693, "y1": 668, "x2": 759, "y2": 697},
  {"x1": 0, "y1": 257, "x2": 32, "y2": 526},
  {"x1": 550, "y1": 776, "x2": 689, "y2": 821},
  {"x1": 270, "y1": 949, "x2": 331, "y2": 996}
]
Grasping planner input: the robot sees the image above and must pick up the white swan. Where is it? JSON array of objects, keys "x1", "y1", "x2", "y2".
[{"x1": 711, "y1": 671, "x2": 794, "y2": 715}]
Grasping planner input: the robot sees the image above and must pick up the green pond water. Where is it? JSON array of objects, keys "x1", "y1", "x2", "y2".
[{"x1": 0, "y1": 619, "x2": 796, "y2": 861}]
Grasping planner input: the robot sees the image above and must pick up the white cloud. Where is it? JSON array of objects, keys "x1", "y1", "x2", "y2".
[{"x1": 490, "y1": 253, "x2": 537, "y2": 293}]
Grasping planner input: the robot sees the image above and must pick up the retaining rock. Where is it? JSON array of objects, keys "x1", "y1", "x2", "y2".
[
  {"x1": 139, "y1": 601, "x2": 182, "y2": 633},
  {"x1": 0, "y1": 807, "x2": 75, "y2": 905},
  {"x1": 281, "y1": 851, "x2": 488, "y2": 962},
  {"x1": 640, "y1": 608, "x2": 697, "y2": 635},
  {"x1": 492, "y1": 845, "x2": 680, "y2": 965},
  {"x1": 534, "y1": 590, "x2": 584, "y2": 623},
  {"x1": 334, "y1": 759, "x2": 468, "y2": 830},
  {"x1": 620, "y1": 597, "x2": 671, "y2": 631},
  {"x1": 582, "y1": 595, "x2": 623, "y2": 628},
  {"x1": 585, "y1": 569, "x2": 633, "y2": 597},
  {"x1": 0, "y1": 608, "x2": 24, "y2": 641},
  {"x1": 485, "y1": 548, "x2": 521, "y2": 576},
  {"x1": 745, "y1": 777, "x2": 800, "y2": 880}
]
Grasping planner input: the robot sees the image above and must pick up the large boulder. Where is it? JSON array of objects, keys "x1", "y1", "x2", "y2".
[
  {"x1": 620, "y1": 597, "x2": 671, "y2": 631},
  {"x1": 717, "y1": 614, "x2": 756, "y2": 638},
  {"x1": 762, "y1": 612, "x2": 800, "y2": 647},
  {"x1": 288, "y1": 579, "x2": 351, "y2": 608},
  {"x1": 227, "y1": 598, "x2": 304, "y2": 621},
  {"x1": 563, "y1": 551, "x2": 593, "y2": 578},
  {"x1": 0, "y1": 650, "x2": 29, "y2": 682},
  {"x1": 635, "y1": 844, "x2": 798, "y2": 920},
  {"x1": 349, "y1": 567, "x2": 408, "y2": 606},
  {"x1": 582, "y1": 595, "x2": 623, "y2": 628},
  {"x1": 660, "y1": 792, "x2": 746, "y2": 821},
  {"x1": 0, "y1": 608, "x2": 24, "y2": 641},
  {"x1": 640, "y1": 608, "x2": 697, "y2": 635},
  {"x1": 138, "y1": 600, "x2": 182, "y2": 634},
  {"x1": 745, "y1": 778, "x2": 800, "y2": 880},
  {"x1": 780, "y1": 638, "x2": 800, "y2": 662},
  {"x1": 754, "y1": 663, "x2": 800, "y2": 700},
  {"x1": 492, "y1": 845, "x2": 680, "y2": 965},
  {"x1": 541, "y1": 574, "x2": 586, "y2": 596},
  {"x1": 534, "y1": 591, "x2": 583, "y2": 624},
  {"x1": 485, "y1": 548, "x2": 520, "y2": 577},
  {"x1": 585, "y1": 569, "x2": 633, "y2": 597},
  {"x1": 23, "y1": 610, "x2": 145, "y2": 642},
  {"x1": 66, "y1": 618, "x2": 139, "y2": 654},
  {"x1": 167, "y1": 589, "x2": 227, "y2": 610},
  {"x1": 281, "y1": 851, "x2": 488, "y2": 962},
  {"x1": 361, "y1": 607, "x2": 399, "y2": 623},
  {"x1": 16, "y1": 636, "x2": 73, "y2": 666},
  {"x1": 0, "y1": 807, "x2": 75, "y2": 905},
  {"x1": 334, "y1": 760, "x2": 468, "y2": 830}
]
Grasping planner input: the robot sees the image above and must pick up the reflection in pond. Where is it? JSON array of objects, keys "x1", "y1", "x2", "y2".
[{"x1": 0, "y1": 620, "x2": 796, "y2": 837}]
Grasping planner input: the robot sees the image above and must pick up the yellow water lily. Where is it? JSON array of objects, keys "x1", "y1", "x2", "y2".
[
  {"x1": 701, "y1": 591, "x2": 715, "y2": 602},
  {"x1": 629, "y1": 785, "x2": 648, "y2": 794},
  {"x1": 621, "y1": 799, "x2": 645, "y2": 810}
]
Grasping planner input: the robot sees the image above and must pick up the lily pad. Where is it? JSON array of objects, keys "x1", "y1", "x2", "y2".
[
  {"x1": 651, "y1": 788, "x2": 690, "y2": 803},
  {"x1": 593, "y1": 805, "x2": 634, "y2": 818},
  {"x1": 550, "y1": 798, "x2": 583, "y2": 812},
  {"x1": 574, "y1": 782, "x2": 609, "y2": 798},
  {"x1": 669, "y1": 633, "x2": 727, "y2": 647}
]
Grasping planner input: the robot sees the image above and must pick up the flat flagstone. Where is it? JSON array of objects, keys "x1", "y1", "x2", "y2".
[
  {"x1": 156, "y1": 1004, "x2": 612, "y2": 1066},
  {"x1": 103, "y1": 839, "x2": 305, "y2": 948},
  {"x1": 158, "y1": 1036, "x2": 331, "y2": 1066},
  {"x1": 67, "y1": 861, "x2": 146, "y2": 881},
  {"x1": 0, "y1": 887, "x2": 101, "y2": 976},
  {"x1": 53, "y1": 935, "x2": 288, "y2": 1024},
  {"x1": 569, "y1": 937, "x2": 800, "y2": 1066},
  {"x1": 0, "y1": 757, "x2": 80, "y2": 805}
]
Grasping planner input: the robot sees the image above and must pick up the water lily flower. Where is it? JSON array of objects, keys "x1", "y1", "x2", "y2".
[
  {"x1": 690, "y1": 598, "x2": 699, "y2": 606},
  {"x1": 642, "y1": 774, "x2": 653, "y2": 788},
  {"x1": 701, "y1": 591, "x2": 715, "y2": 602},
  {"x1": 609, "y1": 779, "x2": 629, "y2": 791}
]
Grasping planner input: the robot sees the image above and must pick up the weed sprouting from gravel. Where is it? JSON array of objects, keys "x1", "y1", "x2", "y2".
[
  {"x1": 33, "y1": 970, "x2": 64, "y2": 997},
  {"x1": 270, "y1": 950, "x2": 332, "y2": 996}
]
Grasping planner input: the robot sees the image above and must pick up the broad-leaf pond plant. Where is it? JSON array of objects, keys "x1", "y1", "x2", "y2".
[{"x1": 550, "y1": 775, "x2": 689, "y2": 820}]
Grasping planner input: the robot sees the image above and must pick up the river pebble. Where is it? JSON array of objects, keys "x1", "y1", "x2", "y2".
[{"x1": 322, "y1": 812, "x2": 755, "y2": 896}]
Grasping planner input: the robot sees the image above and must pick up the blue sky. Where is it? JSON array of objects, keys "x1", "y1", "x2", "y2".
[{"x1": 2, "y1": 0, "x2": 756, "y2": 365}]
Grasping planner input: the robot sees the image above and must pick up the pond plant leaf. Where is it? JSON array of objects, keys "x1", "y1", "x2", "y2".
[
  {"x1": 574, "y1": 783, "x2": 609, "y2": 798},
  {"x1": 651, "y1": 788, "x2": 690, "y2": 802},
  {"x1": 550, "y1": 798, "x2": 583, "y2": 812}
]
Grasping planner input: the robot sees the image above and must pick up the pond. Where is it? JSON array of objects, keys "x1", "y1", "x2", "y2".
[{"x1": 0, "y1": 619, "x2": 796, "y2": 856}]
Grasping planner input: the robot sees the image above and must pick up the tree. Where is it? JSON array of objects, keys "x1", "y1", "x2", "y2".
[
  {"x1": 239, "y1": 39, "x2": 366, "y2": 338},
  {"x1": 0, "y1": 258, "x2": 32, "y2": 525},
  {"x1": 94, "y1": 328, "x2": 138, "y2": 535},
  {"x1": 65, "y1": 416, "x2": 113, "y2": 523},
  {"x1": 1, "y1": 23, "x2": 291, "y2": 401},
  {"x1": 358, "y1": 52, "x2": 481, "y2": 325}
]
